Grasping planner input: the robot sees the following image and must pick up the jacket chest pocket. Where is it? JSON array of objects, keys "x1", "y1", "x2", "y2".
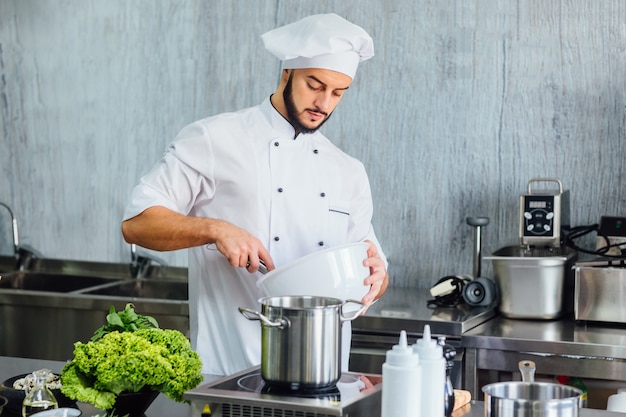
[{"x1": 325, "y1": 201, "x2": 351, "y2": 247}]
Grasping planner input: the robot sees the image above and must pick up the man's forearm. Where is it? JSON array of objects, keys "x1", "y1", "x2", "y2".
[{"x1": 121, "y1": 205, "x2": 218, "y2": 251}]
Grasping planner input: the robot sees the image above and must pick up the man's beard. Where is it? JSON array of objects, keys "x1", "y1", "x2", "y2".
[{"x1": 283, "y1": 73, "x2": 332, "y2": 134}]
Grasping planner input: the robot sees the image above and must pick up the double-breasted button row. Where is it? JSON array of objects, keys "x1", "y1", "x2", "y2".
[
  {"x1": 271, "y1": 236, "x2": 324, "y2": 246},
  {"x1": 275, "y1": 188, "x2": 327, "y2": 197},
  {"x1": 270, "y1": 140, "x2": 325, "y2": 248},
  {"x1": 272, "y1": 140, "x2": 320, "y2": 156}
]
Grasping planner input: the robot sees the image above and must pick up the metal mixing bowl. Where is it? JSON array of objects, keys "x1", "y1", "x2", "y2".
[{"x1": 483, "y1": 381, "x2": 582, "y2": 417}]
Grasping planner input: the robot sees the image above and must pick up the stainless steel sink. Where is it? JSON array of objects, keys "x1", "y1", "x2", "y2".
[
  {"x1": 0, "y1": 258, "x2": 190, "y2": 361},
  {"x1": 26, "y1": 257, "x2": 138, "y2": 278},
  {"x1": 0, "y1": 255, "x2": 17, "y2": 273},
  {"x1": 0, "y1": 271, "x2": 123, "y2": 292},
  {"x1": 78, "y1": 279, "x2": 188, "y2": 300}
]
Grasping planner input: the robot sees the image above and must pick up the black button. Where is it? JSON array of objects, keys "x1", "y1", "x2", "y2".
[
  {"x1": 313, "y1": 149, "x2": 319, "y2": 154},
  {"x1": 318, "y1": 241, "x2": 324, "y2": 246},
  {"x1": 278, "y1": 188, "x2": 283, "y2": 193},
  {"x1": 320, "y1": 192, "x2": 326, "y2": 197},
  {"x1": 274, "y1": 141, "x2": 280, "y2": 147},
  {"x1": 274, "y1": 236, "x2": 280, "y2": 241}
]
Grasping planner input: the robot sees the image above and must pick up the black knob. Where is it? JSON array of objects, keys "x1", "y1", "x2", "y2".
[{"x1": 466, "y1": 217, "x2": 490, "y2": 227}]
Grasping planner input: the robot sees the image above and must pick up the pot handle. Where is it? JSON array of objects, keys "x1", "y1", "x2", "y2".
[
  {"x1": 238, "y1": 307, "x2": 290, "y2": 329},
  {"x1": 519, "y1": 360, "x2": 536, "y2": 382},
  {"x1": 340, "y1": 300, "x2": 367, "y2": 321}
]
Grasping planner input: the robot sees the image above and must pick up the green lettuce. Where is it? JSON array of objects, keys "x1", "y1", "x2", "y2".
[{"x1": 60, "y1": 328, "x2": 202, "y2": 411}]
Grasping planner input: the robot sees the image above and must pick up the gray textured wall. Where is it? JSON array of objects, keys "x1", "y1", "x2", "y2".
[{"x1": 1, "y1": 1, "x2": 624, "y2": 288}]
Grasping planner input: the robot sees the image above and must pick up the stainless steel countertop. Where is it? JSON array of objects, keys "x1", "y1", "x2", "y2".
[
  {"x1": 463, "y1": 316, "x2": 626, "y2": 359},
  {"x1": 353, "y1": 287, "x2": 497, "y2": 337},
  {"x1": 0, "y1": 356, "x2": 211, "y2": 417},
  {"x1": 453, "y1": 402, "x2": 624, "y2": 417},
  {"x1": 2, "y1": 356, "x2": 623, "y2": 417}
]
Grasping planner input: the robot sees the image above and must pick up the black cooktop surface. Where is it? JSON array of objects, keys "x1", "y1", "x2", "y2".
[{"x1": 184, "y1": 366, "x2": 382, "y2": 415}]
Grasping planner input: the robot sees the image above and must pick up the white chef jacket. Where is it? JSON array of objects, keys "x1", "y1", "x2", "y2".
[{"x1": 123, "y1": 96, "x2": 387, "y2": 376}]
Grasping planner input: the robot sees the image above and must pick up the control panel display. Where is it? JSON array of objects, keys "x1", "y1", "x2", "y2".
[{"x1": 523, "y1": 196, "x2": 555, "y2": 237}]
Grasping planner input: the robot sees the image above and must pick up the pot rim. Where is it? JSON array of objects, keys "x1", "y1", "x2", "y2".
[{"x1": 259, "y1": 295, "x2": 345, "y2": 308}]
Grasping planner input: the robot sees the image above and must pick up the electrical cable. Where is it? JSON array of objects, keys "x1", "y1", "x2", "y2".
[
  {"x1": 427, "y1": 275, "x2": 471, "y2": 308},
  {"x1": 562, "y1": 223, "x2": 626, "y2": 258}
]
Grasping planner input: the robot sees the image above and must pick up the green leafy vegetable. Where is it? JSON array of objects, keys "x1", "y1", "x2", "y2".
[
  {"x1": 91, "y1": 303, "x2": 159, "y2": 341},
  {"x1": 61, "y1": 305, "x2": 203, "y2": 411}
]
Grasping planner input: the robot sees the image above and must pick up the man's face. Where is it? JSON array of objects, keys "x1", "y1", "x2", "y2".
[{"x1": 282, "y1": 68, "x2": 352, "y2": 134}]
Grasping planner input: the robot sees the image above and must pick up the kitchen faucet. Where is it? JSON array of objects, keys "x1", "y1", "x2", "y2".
[
  {"x1": 0, "y1": 202, "x2": 20, "y2": 257},
  {"x1": 130, "y1": 243, "x2": 167, "y2": 278},
  {"x1": 0, "y1": 202, "x2": 43, "y2": 270}
]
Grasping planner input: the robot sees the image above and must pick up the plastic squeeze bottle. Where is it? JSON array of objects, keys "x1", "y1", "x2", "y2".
[
  {"x1": 381, "y1": 330, "x2": 421, "y2": 417},
  {"x1": 607, "y1": 388, "x2": 626, "y2": 413},
  {"x1": 414, "y1": 324, "x2": 446, "y2": 417}
]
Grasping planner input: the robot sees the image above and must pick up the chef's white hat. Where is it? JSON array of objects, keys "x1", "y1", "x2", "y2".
[{"x1": 261, "y1": 13, "x2": 374, "y2": 79}]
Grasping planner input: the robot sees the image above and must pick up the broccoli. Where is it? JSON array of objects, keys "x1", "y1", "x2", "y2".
[{"x1": 61, "y1": 328, "x2": 203, "y2": 411}]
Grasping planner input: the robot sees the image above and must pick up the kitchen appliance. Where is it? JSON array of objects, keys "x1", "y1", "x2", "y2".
[
  {"x1": 463, "y1": 217, "x2": 498, "y2": 307},
  {"x1": 486, "y1": 178, "x2": 577, "y2": 319},
  {"x1": 482, "y1": 360, "x2": 582, "y2": 417},
  {"x1": 184, "y1": 366, "x2": 382, "y2": 417},
  {"x1": 574, "y1": 259, "x2": 626, "y2": 324},
  {"x1": 486, "y1": 245, "x2": 577, "y2": 319},
  {"x1": 429, "y1": 217, "x2": 498, "y2": 308},
  {"x1": 519, "y1": 178, "x2": 570, "y2": 248},
  {"x1": 239, "y1": 296, "x2": 364, "y2": 389}
]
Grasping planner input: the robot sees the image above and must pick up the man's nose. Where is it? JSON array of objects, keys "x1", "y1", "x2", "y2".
[{"x1": 314, "y1": 93, "x2": 334, "y2": 113}]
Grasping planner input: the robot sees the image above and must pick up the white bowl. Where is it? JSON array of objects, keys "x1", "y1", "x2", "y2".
[
  {"x1": 257, "y1": 242, "x2": 370, "y2": 301},
  {"x1": 31, "y1": 408, "x2": 82, "y2": 417}
]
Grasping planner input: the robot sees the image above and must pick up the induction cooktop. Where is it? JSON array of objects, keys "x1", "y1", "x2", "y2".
[{"x1": 184, "y1": 366, "x2": 382, "y2": 417}]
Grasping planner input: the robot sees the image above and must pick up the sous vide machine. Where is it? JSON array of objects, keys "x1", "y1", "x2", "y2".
[{"x1": 485, "y1": 178, "x2": 577, "y2": 320}]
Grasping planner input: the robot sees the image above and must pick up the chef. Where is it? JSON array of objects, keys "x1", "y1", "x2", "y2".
[{"x1": 121, "y1": 13, "x2": 389, "y2": 376}]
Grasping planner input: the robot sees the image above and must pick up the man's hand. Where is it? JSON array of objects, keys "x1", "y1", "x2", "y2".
[
  {"x1": 122, "y1": 206, "x2": 275, "y2": 273},
  {"x1": 361, "y1": 240, "x2": 389, "y2": 306},
  {"x1": 213, "y1": 220, "x2": 275, "y2": 273}
]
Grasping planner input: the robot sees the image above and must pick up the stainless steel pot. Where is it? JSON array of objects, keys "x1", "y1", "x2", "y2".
[
  {"x1": 485, "y1": 245, "x2": 578, "y2": 320},
  {"x1": 482, "y1": 360, "x2": 582, "y2": 417},
  {"x1": 239, "y1": 296, "x2": 364, "y2": 389}
]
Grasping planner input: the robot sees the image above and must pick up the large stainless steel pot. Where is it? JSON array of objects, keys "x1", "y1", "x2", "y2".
[
  {"x1": 239, "y1": 296, "x2": 364, "y2": 389},
  {"x1": 485, "y1": 245, "x2": 577, "y2": 319},
  {"x1": 482, "y1": 361, "x2": 582, "y2": 417}
]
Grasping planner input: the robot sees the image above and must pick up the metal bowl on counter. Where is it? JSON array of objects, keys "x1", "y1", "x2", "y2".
[
  {"x1": 31, "y1": 408, "x2": 82, "y2": 417},
  {"x1": 483, "y1": 382, "x2": 581, "y2": 417},
  {"x1": 482, "y1": 360, "x2": 582, "y2": 417}
]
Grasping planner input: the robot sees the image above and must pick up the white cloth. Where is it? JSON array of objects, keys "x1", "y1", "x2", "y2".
[
  {"x1": 262, "y1": 13, "x2": 374, "y2": 79},
  {"x1": 123, "y1": 97, "x2": 386, "y2": 376}
]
